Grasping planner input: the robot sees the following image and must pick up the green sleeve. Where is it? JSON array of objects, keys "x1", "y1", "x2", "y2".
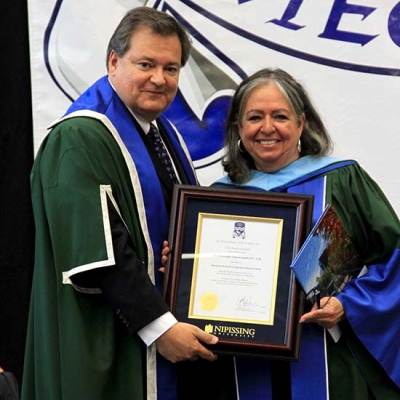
[
  {"x1": 37, "y1": 118, "x2": 128, "y2": 278},
  {"x1": 325, "y1": 164, "x2": 400, "y2": 264}
]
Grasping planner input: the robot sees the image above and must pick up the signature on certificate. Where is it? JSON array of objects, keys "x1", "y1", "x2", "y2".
[{"x1": 236, "y1": 296, "x2": 267, "y2": 313}]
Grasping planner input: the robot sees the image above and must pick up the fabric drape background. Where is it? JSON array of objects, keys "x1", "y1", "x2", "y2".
[{"x1": 0, "y1": 0, "x2": 35, "y2": 387}]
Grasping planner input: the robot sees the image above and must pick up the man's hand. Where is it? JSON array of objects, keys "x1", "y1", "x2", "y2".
[
  {"x1": 299, "y1": 296, "x2": 345, "y2": 329},
  {"x1": 159, "y1": 240, "x2": 170, "y2": 274},
  {"x1": 156, "y1": 322, "x2": 219, "y2": 363}
]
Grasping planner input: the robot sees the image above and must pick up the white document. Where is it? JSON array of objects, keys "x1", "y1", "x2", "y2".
[{"x1": 188, "y1": 213, "x2": 283, "y2": 325}]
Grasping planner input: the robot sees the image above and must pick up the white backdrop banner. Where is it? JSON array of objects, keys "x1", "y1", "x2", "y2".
[{"x1": 28, "y1": 0, "x2": 400, "y2": 214}]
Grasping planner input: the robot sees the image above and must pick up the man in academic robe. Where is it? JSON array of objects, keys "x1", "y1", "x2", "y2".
[{"x1": 21, "y1": 7, "x2": 237, "y2": 400}]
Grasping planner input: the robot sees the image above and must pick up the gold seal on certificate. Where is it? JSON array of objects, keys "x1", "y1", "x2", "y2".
[{"x1": 199, "y1": 292, "x2": 219, "y2": 311}]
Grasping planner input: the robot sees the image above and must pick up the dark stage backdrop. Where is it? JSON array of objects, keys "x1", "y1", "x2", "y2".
[{"x1": 0, "y1": 0, "x2": 35, "y2": 386}]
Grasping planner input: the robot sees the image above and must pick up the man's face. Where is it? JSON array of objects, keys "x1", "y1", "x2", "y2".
[{"x1": 108, "y1": 26, "x2": 182, "y2": 122}]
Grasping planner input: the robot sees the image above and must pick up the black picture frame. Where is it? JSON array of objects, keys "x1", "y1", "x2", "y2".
[{"x1": 165, "y1": 185, "x2": 313, "y2": 360}]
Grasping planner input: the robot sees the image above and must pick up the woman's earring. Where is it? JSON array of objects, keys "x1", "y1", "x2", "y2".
[
  {"x1": 238, "y1": 139, "x2": 246, "y2": 153},
  {"x1": 297, "y1": 138, "x2": 302, "y2": 153}
]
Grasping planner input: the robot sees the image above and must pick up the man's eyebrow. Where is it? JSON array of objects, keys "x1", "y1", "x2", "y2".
[
  {"x1": 133, "y1": 56, "x2": 155, "y2": 62},
  {"x1": 133, "y1": 56, "x2": 181, "y2": 67}
]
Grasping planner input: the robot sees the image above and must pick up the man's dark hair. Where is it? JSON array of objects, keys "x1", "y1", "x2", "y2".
[{"x1": 106, "y1": 6, "x2": 192, "y2": 69}]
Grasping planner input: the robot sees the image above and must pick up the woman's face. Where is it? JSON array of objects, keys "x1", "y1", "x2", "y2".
[{"x1": 239, "y1": 83, "x2": 304, "y2": 173}]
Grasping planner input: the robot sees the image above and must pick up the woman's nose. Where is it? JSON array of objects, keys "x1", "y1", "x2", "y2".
[{"x1": 261, "y1": 116, "x2": 275, "y2": 133}]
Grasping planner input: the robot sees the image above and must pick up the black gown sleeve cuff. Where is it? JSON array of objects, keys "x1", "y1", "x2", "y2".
[{"x1": 72, "y1": 197, "x2": 170, "y2": 335}]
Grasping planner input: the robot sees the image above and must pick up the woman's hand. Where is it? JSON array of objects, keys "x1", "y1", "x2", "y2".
[{"x1": 299, "y1": 296, "x2": 345, "y2": 329}]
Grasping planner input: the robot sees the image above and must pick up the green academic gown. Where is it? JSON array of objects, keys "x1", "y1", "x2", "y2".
[
  {"x1": 22, "y1": 117, "x2": 154, "y2": 400},
  {"x1": 23, "y1": 72, "x2": 228, "y2": 400},
  {"x1": 214, "y1": 156, "x2": 400, "y2": 400}
]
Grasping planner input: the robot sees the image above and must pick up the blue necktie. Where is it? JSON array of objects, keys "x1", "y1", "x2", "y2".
[{"x1": 148, "y1": 123, "x2": 178, "y2": 184}]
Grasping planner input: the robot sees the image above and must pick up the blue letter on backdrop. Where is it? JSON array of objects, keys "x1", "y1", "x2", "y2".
[{"x1": 319, "y1": 0, "x2": 378, "y2": 45}]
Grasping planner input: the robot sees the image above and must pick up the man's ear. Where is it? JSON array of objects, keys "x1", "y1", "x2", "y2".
[{"x1": 108, "y1": 50, "x2": 119, "y2": 75}]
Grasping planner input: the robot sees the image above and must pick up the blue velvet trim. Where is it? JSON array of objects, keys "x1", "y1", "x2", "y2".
[{"x1": 235, "y1": 176, "x2": 329, "y2": 399}]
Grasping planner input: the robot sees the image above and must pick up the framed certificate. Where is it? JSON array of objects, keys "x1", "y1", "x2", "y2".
[{"x1": 165, "y1": 185, "x2": 313, "y2": 360}]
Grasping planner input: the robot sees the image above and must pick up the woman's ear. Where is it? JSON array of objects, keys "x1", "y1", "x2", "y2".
[{"x1": 298, "y1": 112, "x2": 305, "y2": 129}]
